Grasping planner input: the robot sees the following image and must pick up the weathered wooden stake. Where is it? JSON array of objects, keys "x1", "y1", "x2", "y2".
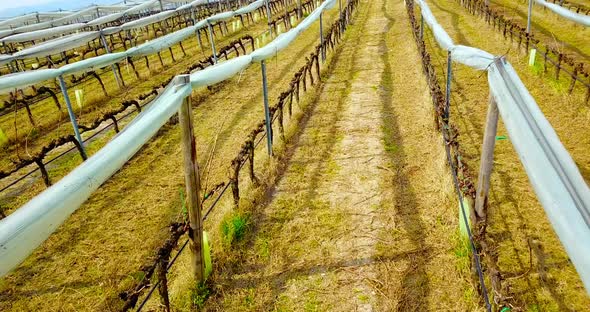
[
  {"x1": 473, "y1": 96, "x2": 499, "y2": 234},
  {"x1": 178, "y1": 77, "x2": 205, "y2": 283}
]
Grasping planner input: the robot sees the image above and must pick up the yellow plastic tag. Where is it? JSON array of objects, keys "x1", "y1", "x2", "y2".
[
  {"x1": 74, "y1": 89, "x2": 85, "y2": 109},
  {"x1": 0, "y1": 128, "x2": 8, "y2": 147}
]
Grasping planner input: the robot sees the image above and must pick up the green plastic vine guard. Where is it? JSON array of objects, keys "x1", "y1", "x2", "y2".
[
  {"x1": 459, "y1": 198, "x2": 471, "y2": 239},
  {"x1": 528, "y1": 49, "x2": 537, "y2": 67},
  {"x1": 203, "y1": 231, "x2": 212, "y2": 279},
  {"x1": 0, "y1": 128, "x2": 7, "y2": 147},
  {"x1": 495, "y1": 135, "x2": 507, "y2": 141}
]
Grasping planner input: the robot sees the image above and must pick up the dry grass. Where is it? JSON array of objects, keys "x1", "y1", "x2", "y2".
[
  {"x1": 0, "y1": 10, "x2": 291, "y2": 216},
  {"x1": 490, "y1": 0, "x2": 590, "y2": 61},
  {"x1": 0, "y1": 15, "x2": 259, "y2": 172},
  {"x1": 197, "y1": 0, "x2": 481, "y2": 310},
  {"x1": 0, "y1": 5, "x2": 343, "y2": 311},
  {"x1": 423, "y1": 0, "x2": 590, "y2": 309}
]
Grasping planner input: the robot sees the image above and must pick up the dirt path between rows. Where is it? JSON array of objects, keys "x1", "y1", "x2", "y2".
[{"x1": 206, "y1": 0, "x2": 480, "y2": 310}]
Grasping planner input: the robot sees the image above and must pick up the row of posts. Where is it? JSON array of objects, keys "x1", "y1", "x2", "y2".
[
  {"x1": 260, "y1": 0, "x2": 342, "y2": 156},
  {"x1": 418, "y1": 11, "x2": 499, "y2": 238},
  {"x1": 181, "y1": 0, "x2": 309, "y2": 285},
  {"x1": 21, "y1": 0, "x2": 345, "y2": 288},
  {"x1": 24, "y1": 0, "x2": 266, "y2": 166}
]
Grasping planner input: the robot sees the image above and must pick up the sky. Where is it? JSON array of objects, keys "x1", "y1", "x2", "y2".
[{"x1": 0, "y1": 0, "x2": 120, "y2": 18}]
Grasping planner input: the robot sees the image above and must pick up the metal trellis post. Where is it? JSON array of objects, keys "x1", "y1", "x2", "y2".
[
  {"x1": 527, "y1": 0, "x2": 533, "y2": 34},
  {"x1": 339, "y1": 0, "x2": 343, "y2": 31},
  {"x1": 99, "y1": 32, "x2": 123, "y2": 88},
  {"x1": 207, "y1": 22, "x2": 218, "y2": 63},
  {"x1": 266, "y1": 0, "x2": 273, "y2": 37},
  {"x1": 445, "y1": 51, "x2": 452, "y2": 121},
  {"x1": 57, "y1": 75, "x2": 87, "y2": 159},
  {"x1": 261, "y1": 60, "x2": 273, "y2": 156},
  {"x1": 196, "y1": 29, "x2": 204, "y2": 53},
  {"x1": 320, "y1": 12, "x2": 325, "y2": 62},
  {"x1": 190, "y1": 7, "x2": 196, "y2": 25},
  {"x1": 420, "y1": 14, "x2": 424, "y2": 40}
]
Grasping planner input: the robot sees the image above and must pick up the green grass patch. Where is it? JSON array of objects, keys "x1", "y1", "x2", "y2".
[
  {"x1": 254, "y1": 235, "x2": 271, "y2": 259},
  {"x1": 452, "y1": 232, "x2": 471, "y2": 274},
  {"x1": 220, "y1": 211, "x2": 250, "y2": 247},
  {"x1": 527, "y1": 55, "x2": 570, "y2": 94},
  {"x1": 303, "y1": 292, "x2": 321, "y2": 312},
  {"x1": 190, "y1": 282, "x2": 211, "y2": 310}
]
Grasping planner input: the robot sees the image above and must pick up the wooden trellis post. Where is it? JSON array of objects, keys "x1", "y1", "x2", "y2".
[
  {"x1": 473, "y1": 95, "x2": 499, "y2": 235},
  {"x1": 178, "y1": 75, "x2": 205, "y2": 283}
]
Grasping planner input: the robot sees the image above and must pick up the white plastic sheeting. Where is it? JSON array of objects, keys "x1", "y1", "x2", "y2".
[
  {"x1": 49, "y1": 5, "x2": 131, "y2": 25},
  {"x1": 178, "y1": 0, "x2": 210, "y2": 11},
  {"x1": 0, "y1": 0, "x2": 265, "y2": 90},
  {"x1": 535, "y1": 0, "x2": 590, "y2": 27},
  {"x1": 0, "y1": 0, "x2": 251, "y2": 64},
  {"x1": 0, "y1": 2, "x2": 171, "y2": 42},
  {"x1": 0, "y1": 6, "x2": 132, "y2": 40},
  {"x1": 2, "y1": 23, "x2": 88, "y2": 43},
  {"x1": 488, "y1": 59, "x2": 590, "y2": 291},
  {"x1": 86, "y1": 12, "x2": 127, "y2": 28},
  {"x1": 0, "y1": 12, "x2": 72, "y2": 30},
  {"x1": 416, "y1": 0, "x2": 493, "y2": 70},
  {"x1": 415, "y1": 0, "x2": 590, "y2": 293},
  {"x1": 111, "y1": 10, "x2": 177, "y2": 32},
  {"x1": 234, "y1": 0, "x2": 268, "y2": 14},
  {"x1": 0, "y1": 0, "x2": 337, "y2": 278},
  {"x1": 0, "y1": 79, "x2": 193, "y2": 278},
  {"x1": 11, "y1": 32, "x2": 102, "y2": 60}
]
